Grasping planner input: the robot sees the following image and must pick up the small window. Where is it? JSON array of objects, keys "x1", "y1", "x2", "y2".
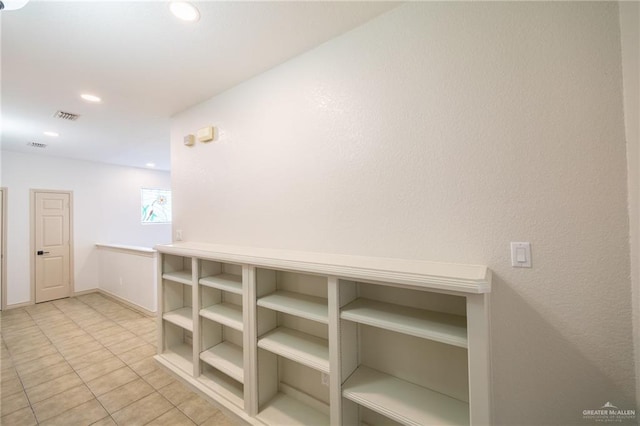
[{"x1": 141, "y1": 188, "x2": 172, "y2": 224}]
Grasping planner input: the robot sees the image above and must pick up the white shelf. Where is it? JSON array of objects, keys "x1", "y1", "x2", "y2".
[
  {"x1": 199, "y1": 367, "x2": 244, "y2": 409},
  {"x1": 258, "y1": 327, "x2": 329, "y2": 374},
  {"x1": 163, "y1": 307, "x2": 193, "y2": 331},
  {"x1": 200, "y1": 341, "x2": 244, "y2": 383},
  {"x1": 199, "y1": 273, "x2": 242, "y2": 294},
  {"x1": 200, "y1": 303, "x2": 243, "y2": 331},
  {"x1": 343, "y1": 366, "x2": 469, "y2": 426},
  {"x1": 162, "y1": 270, "x2": 193, "y2": 285},
  {"x1": 161, "y1": 343, "x2": 193, "y2": 375},
  {"x1": 341, "y1": 298, "x2": 468, "y2": 348},
  {"x1": 257, "y1": 393, "x2": 329, "y2": 426},
  {"x1": 257, "y1": 291, "x2": 328, "y2": 324}
]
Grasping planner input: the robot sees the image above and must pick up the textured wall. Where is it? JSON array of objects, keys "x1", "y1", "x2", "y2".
[
  {"x1": 1, "y1": 151, "x2": 171, "y2": 305},
  {"x1": 619, "y1": 0, "x2": 640, "y2": 411},
  {"x1": 171, "y1": 2, "x2": 635, "y2": 423}
]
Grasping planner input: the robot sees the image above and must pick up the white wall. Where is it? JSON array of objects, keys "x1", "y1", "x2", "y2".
[
  {"x1": 0, "y1": 150, "x2": 171, "y2": 305},
  {"x1": 171, "y1": 2, "x2": 636, "y2": 424},
  {"x1": 619, "y1": 0, "x2": 640, "y2": 411},
  {"x1": 97, "y1": 245, "x2": 157, "y2": 313}
]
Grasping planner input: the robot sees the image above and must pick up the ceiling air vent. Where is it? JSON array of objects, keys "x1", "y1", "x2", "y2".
[
  {"x1": 27, "y1": 142, "x2": 47, "y2": 148},
  {"x1": 53, "y1": 110, "x2": 80, "y2": 121}
]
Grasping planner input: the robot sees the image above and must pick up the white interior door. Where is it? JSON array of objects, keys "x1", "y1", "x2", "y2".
[{"x1": 35, "y1": 191, "x2": 71, "y2": 303}]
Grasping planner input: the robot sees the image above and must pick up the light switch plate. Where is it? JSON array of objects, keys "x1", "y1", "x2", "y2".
[{"x1": 511, "y1": 242, "x2": 532, "y2": 268}]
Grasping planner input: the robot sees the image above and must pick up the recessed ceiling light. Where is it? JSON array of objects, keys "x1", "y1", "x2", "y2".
[
  {"x1": 80, "y1": 93, "x2": 101, "y2": 103},
  {"x1": 146, "y1": 162, "x2": 156, "y2": 168},
  {"x1": 169, "y1": 1, "x2": 200, "y2": 22},
  {"x1": 0, "y1": 0, "x2": 30, "y2": 11},
  {"x1": 43, "y1": 131, "x2": 59, "y2": 137}
]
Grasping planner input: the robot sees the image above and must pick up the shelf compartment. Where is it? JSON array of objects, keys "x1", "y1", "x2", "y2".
[
  {"x1": 162, "y1": 270, "x2": 193, "y2": 285},
  {"x1": 200, "y1": 341, "x2": 244, "y2": 383},
  {"x1": 163, "y1": 307, "x2": 193, "y2": 331},
  {"x1": 257, "y1": 393, "x2": 329, "y2": 426},
  {"x1": 199, "y1": 273, "x2": 242, "y2": 294},
  {"x1": 257, "y1": 291, "x2": 328, "y2": 324},
  {"x1": 199, "y1": 365, "x2": 244, "y2": 409},
  {"x1": 341, "y1": 298, "x2": 467, "y2": 348},
  {"x1": 343, "y1": 366, "x2": 469, "y2": 426},
  {"x1": 161, "y1": 343, "x2": 193, "y2": 375},
  {"x1": 258, "y1": 327, "x2": 329, "y2": 374},
  {"x1": 199, "y1": 303, "x2": 243, "y2": 331}
]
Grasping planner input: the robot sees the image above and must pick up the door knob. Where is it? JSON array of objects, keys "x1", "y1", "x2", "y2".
[{"x1": 36, "y1": 250, "x2": 50, "y2": 255}]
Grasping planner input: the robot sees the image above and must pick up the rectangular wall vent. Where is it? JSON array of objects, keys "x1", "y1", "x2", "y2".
[
  {"x1": 53, "y1": 110, "x2": 80, "y2": 121},
  {"x1": 26, "y1": 142, "x2": 47, "y2": 148}
]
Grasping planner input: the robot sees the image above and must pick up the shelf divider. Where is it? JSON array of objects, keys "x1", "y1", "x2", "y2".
[
  {"x1": 162, "y1": 343, "x2": 193, "y2": 375},
  {"x1": 162, "y1": 270, "x2": 193, "y2": 285},
  {"x1": 163, "y1": 307, "x2": 193, "y2": 331},
  {"x1": 200, "y1": 341, "x2": 244, "y2": 383},
  {"x1": 257, "y1": 290, "x2": 328, "y2": 324},
  {"x1": 258, "y1": 327, "x2": 329, "y2": 374},
  {"x1": 200, "y1": 303, "x2": 243, "y2": 331},
  {"x1": 257, "y1": 393, "x2": 329, "y2": 426},
  {"x1": 199, "y1": 273, "x2": 242, "y2": 294},
  {"x1": 341, "y1": 298, "x2": 467, "y2": 348},
  {"x1": 342, "y1": 366, "x2": 469, "y2": 426}
]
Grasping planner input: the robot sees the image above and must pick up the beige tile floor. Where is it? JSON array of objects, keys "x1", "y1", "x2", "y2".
[{"x1": 0, "y1": 293, "x2": 239, "y2": 426}]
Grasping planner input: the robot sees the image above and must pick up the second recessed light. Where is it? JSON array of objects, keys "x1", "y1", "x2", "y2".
[
  {"x1": 81, "y1": 93, "x2": 102, "y2": 103},
  {"x1": 170, "y1": 1, "x2": 200, "y2": 22}
]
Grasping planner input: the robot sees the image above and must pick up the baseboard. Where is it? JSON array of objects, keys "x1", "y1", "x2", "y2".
[
  {"x1": 3, "y1": 300, "x2": 33, "y2": 310},
  {"x1": 97, "y1": 289, "x2": 156, "y2": 317},
  {"x1": 73, "y1": 288, "x2": 98, "y2": 297},
  {"x1": 3, "y1": 290, "x2": 157, "y2": 317}
]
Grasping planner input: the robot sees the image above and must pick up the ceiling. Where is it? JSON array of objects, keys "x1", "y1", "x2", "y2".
[{"x1": 1, "y1": 1, "x2": 399, "y2": 171}]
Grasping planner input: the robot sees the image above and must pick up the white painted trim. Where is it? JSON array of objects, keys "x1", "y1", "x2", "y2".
[
  {"x1": 156, "y1": 242, "x2": 491, "y2": 294},
  {"x1": 4, "y1": 300, "x2": 33, "y2": 310},
  {"x1": 73, "y1": 288, "x2": 99, "y2": 297},
  {"x1": 97, "y1": 289, "x2": 156, "y2": 317},
  {"x1": 95, "y1": 243, "x2": 157, "y2": 257},
  {"x1": 0, "y1": 187, "x2": 7, "y2": 311}
]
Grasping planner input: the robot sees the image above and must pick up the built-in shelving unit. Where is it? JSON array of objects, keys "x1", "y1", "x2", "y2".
[
  {"x1": 255, "y1": 269, "x2": 330, "y2": 423},
  {"x1": 196, "y1": 260, "x2": 246, "y2": 409},
  {"x1": 155, "y1": 242, "x2": 492, "y2": 426},
  {"x1": 158, "y1": 254, "x2": 194, "y2": 375}
]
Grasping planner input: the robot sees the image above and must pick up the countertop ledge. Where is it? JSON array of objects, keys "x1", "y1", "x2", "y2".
[
  {"x1": 96, "y1": 243, "x2": 157, "y2": 253},
  {"x1": 155, "y1": 241, "x2": 491, "y2": 294}
]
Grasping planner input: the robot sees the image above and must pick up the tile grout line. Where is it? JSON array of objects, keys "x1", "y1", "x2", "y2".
[
  {"x1": 3, "y1": 296, "x2": 151, "y2": 425},
  {"x1": 58, "y1": 296, "x2": 179, "y2": 425},
  {"x1": 2, "y1": 295, "x2": 218, "y2": 426}
]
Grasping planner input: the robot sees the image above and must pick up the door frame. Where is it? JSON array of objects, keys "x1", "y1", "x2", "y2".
[
  {"x1": 1, "y1": 187, "x2": 7, "y2": 310},
  {"x1": 30, "y1": 189, "x2": 75, "y2": 303}
]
